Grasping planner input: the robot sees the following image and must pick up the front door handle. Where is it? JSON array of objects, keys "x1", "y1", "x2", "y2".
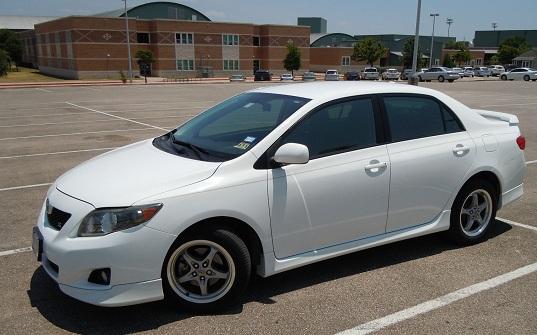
[
  {"x1": 365, "y1": 161, "x2": 388, "y2": 172},
  {"x1": 453, "y1": 144, "x2": 470, "y2": 156}
]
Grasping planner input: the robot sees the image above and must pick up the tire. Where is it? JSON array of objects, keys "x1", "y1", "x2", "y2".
[
  {"x1": 448, "y1": 79, "x2": 454, "y2": 83},
  {"x1": 162, "y1": 229, "x2": 251, "y2": 312},
  {"x1": 418, "y1": 76, "x2": 423, "y2": 82},
  {"x1": 438, "y1": 75, "x2": 445, "y2": 82},
  {"x1": 500, "y1": 75, "x2": 507, "y2": 81},
  {"x1": 448, "y1": 179, "x2": 497, "y2": 245},
  {"x1": 524, "y1": 75, "x2": 530, "y2": 81}
]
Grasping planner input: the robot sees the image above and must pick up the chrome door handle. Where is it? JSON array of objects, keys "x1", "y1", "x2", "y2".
[
  {"x1": 365, "y1": 161, "x2": 387, "y2": 171},
  {"x1": 453, "y1": 144, "x2": 470, "y2": 156}
]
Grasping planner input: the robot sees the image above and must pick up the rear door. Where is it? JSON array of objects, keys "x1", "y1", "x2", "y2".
[{"x1": 381, "y1": 94, "x2": 474, "y2": 232}]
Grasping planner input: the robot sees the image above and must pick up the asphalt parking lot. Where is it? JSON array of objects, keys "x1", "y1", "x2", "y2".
[{"x1": 0, "y1": 80, "x2": 536, "y2": 334}]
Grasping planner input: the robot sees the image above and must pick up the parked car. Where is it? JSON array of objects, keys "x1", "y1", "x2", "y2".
[
  {"x1": 489, "y1": 65, "x2": 505, "y2": 76},
  {"x1": 280, "y1": 73, "x2": 294, "y2": 81},
  {"x1": 302, "y1": 71, "x2": 316, "y2": 81},
  {"x1": 229, "y1": 74, "x2": 245, "y2": 82},
  {"x1": 382, "y1": 68, "x2": 400, "y2": 80},
  {"x1": 400, "y1": 69, "x2": 414, "y2": 80},
  {"x1": 361, "y1": 67, "x2": 380, "y2": 80},
  {"x1": 473, "y1": 67, "x2": 491, "y2": 77},
  {"x1": 254, "y1": 70, "x2": 271, "y2": 81},
  {"x1": 33, "y1": 82, "x2": 525, "y2": 310},
  {"x1": 324, "y1": 69, "x2": 339, "y2": 81},
  {"x1": 462, "y1": 67, "x2": 475, "y2": 77},
  {"x1": 416, "y1": 67, "x2": 460, "y2": 82},
  {"x1": 452, "y1": 67, "x2": 465, "y2": 77},
  {"x1": 344, "y1": 71, "x2": 360, "y2": 81},
  {"x1": 500, "y1": 68, "x2": 537, "y2": 81}
]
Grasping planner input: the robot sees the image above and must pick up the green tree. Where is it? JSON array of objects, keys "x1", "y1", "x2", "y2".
[
  {"x1": 135, "y1": 49, "x2": 154, "y2": 83},
  {"x1": 447, "y1": 42, "x2": 471, "y2": 66},
  {"x1": 442, "y1": 54, "x2": 455, "y2": 68},
  {"x1": 489, "y1": 54, "x2": 500, "y2": 65},
  {"x1": 283, "y1": 42, "x2": 301, "y2": 75},
  {"x1": 0, "y1": 49, "x2": 10, "y2": 77},
  {"x1": 402, "y1": 39, "x2": 427, "y2": 68},
  {"x1": 352, "y1": 38, "x2": 387, "y2": 67},
  {"x1": 0, "y1": 29, "x2": 23, "y2": 69},
  {"x1": 498, "y1": 37, "x2": 530, "y2": 64}
]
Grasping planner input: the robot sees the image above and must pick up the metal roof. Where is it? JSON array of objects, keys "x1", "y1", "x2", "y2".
[{"x1": 0, "y1": 15, "x2": 57, "y2": 30}]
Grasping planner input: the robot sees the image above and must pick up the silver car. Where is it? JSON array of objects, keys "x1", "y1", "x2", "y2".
[
  {"x1": 417, "y1": 67, "x2": 460, "y2": 82},
  {"x1": 462, "y1": 67, "x2": 475, "y2": 77},
  {"x1": 324, "y1": 69, "x2": 339, "y2": 81},
  {"x1": 474, "y1": 67, "x2": 491, "y2": 77},
  {"x1": 361, "y1": 67, "x2": 380, "y2": 80},
  {"x1": 489, "y1": 65, "x2": 505, "y2": 76}
]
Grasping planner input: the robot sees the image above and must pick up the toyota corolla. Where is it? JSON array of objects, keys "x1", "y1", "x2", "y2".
[{"x1": 33, "y1": 82, "x2": 525, "y2": 311}]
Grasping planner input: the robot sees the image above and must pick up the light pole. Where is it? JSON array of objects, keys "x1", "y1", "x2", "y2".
[
  {"x1": 429, "y1": 13, "x2": 439, "y2": 68},
  {"x1": 106, "y1": 53, "x2": 110, "y2": 79},
  {"x1": 409, "y1": 0, "x2": 421, "y2": 85},
  {"x1": 492, "y1": 22, "x2": 498, "y2": 31},
  {"x1": 446, "y1": 18, "x2": 453, "y2": 37},
  {"x1": 122, "y1": 0, "x2": 133, "y2": 82}
]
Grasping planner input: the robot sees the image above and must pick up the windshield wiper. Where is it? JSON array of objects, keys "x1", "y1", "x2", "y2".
[{"x1": 172, "y1": 138, "x2": 210, "y2": 159}]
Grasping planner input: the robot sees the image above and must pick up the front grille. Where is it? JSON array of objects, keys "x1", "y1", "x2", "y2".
[{"x1": 47, "y1": 206, "x2": 71, "y2": 231}]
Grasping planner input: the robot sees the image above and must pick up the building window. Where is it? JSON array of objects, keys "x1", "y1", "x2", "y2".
[
  {"x1": 177, "y1": 59, "x2": 194, "y2": 71},
  {"x1": 223, "y1": 60, "x2": 239, "y2": 70},
  {"x1": 522, "y1": 60, "x2": 530, "y2": 67},
  {"x1": 223, "y1": 34, "x2": 239, "y2": 46},
  {"x1": 176, "y1": 33, "x2": 193, "y2": 44},
  {"x1": 434, "y1": 58, "x2": 440, "y2": 66},
  {"x1": 475, "y1": 58, "x2": 482, "y2": 65},
  {"x1": 341, "y1": 56, "x2": 351, "y2": 66},
  {"x1": 137, "y1": 32, "x2": 150, "y2": 44},
  {"x1": 252, "y1": 36, "x2": 260, "y2": 46}
]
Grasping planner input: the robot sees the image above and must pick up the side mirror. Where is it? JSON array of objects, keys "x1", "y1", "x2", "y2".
[{"x1": 273, "y1": 143, "x2": 309, "y2": 165}]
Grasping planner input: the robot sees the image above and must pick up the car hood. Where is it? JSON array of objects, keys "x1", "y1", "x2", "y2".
[{"x1": 55, "y1": 139, "x2": 221, "y2": 208}]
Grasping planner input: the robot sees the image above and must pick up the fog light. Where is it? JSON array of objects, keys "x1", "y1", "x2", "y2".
[{"x1": 88, "y1": 268, "x2": 111, "y2": 285}]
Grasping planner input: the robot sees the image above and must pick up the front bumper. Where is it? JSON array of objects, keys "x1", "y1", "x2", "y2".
[{"x1": 35, "y1": 187, "x2": 176, "y2": 306}]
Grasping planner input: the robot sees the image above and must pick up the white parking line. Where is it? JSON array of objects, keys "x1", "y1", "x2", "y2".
[
  {"x1": 0, "y1": 247, "x2": 33, "y2": 257},
  {"x1": 497, "y1": 217, "x2": 537, "y2": 232},
  {"x1": 0, "y1": 147, "x2": 117, "y2": 159},
  {"x1": 0, "y1": 115, "x2": 187, "y2": 128},
  {"x1": 34, "y1": 88, "x2": 52, "y2": 93},
  {"x1": 526, "y1": 159, "x2": 537, "y2": 165},
  {"x1": 336, "y1": 261, "x2": 537, "y2": 335},
  {"x1": 0, "y1": 108, "x2": 203, "y2": 119},
  {"x1": 0, "y1": 127, "x2": 155, "y2": 141},
  {"x1": 0, "y1": 183, "x2": 51, "y2": 192},
  {"x1": 65, "y1": 102, "x2": 169, "y2": 131}
]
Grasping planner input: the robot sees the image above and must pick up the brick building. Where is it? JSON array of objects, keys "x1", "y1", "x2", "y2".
[{"x1": 22, "y1": 2, "x2": 310, "y2": 79}]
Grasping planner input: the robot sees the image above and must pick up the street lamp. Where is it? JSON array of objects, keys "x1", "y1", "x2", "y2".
[
  {"x1": 106, "y1": 53, "x2": 110, "y2": 79},
  {"x1": 122, "y1": 0, "x2": 133, "y2": 82},
  {"x1": 446, "y1": 18, "x2": 453, "y2": 37},
  {"x1": 492, "y1": 22, "x2": 498, "y2": 31},
  {"x1": 429, "y1": 13, "x2": 439, "y2": 68},
  {"x1": 409, "y1": 0, "x2": 422, "y2": 86}
]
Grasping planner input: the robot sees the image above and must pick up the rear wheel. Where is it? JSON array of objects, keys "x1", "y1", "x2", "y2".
[
  {"x1": 438, "y1": 75, "x2": 445, "y2": 82},
  {"x1": 448, "y1": 179, "x2": 497, "y2": 245},
  {"x1": 524, "y1": 75, "x2": 530, "y2": 81},
  {"x1": 163, "y1": 229, "x2": 251, "y2": 311}
]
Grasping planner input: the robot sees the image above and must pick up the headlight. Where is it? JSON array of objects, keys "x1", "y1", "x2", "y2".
[{"x1": 78, "y1": 204, "x2": 162, "y2": 237}]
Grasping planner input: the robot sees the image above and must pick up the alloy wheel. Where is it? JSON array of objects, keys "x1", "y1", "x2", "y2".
[{"x1": 459, "y1": 189, "x2": 493, "y2": 237}]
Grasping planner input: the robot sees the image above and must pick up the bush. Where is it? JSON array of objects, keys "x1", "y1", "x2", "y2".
[{"x1": 0, "y1": 49, "x2": 10, "y2": 77}]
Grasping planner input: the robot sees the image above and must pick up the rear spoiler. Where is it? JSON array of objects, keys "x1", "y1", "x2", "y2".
[{"x1": 473, "y1": 109, "x2": 519, "y2": 126}]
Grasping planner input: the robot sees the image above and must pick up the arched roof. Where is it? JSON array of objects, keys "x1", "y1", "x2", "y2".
[
  {"x1": 95, "y1": 1, "x2": 211, "y2": 21},
  {"x1": 310, "y1": 33, "x2": 357, "y2": 47}
]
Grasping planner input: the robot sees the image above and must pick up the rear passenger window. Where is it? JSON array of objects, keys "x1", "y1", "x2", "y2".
[
  {"x1": 279, "y1": 98, "x2": 377, "y2": 159},
  {"x1": 383, "y1": 96, "x2": 463, "y2": 142}
]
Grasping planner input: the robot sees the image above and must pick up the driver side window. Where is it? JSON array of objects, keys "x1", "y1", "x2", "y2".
[{"x1": 278, "y1": 98, "x2": 377, "y2": 160}]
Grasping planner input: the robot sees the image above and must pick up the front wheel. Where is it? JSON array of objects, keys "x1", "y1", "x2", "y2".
[
  {"x1": 438, "y1": 75, "x2": 445, "y2": 82},
  {"x1": 524, "y1": 75, "x2": 530, "y2": 81},
  {"x1": 500, "y1": 75, "x2": 507, "y2": 81},
  {"x1": 163, "y1": 229, "x2": 251, "y2": 311},
  {"x1": 448, "y1": 180, "x2": 497, "y2": 245},
  {"x1": 448, "y1": 79, "x2": 454, "y2": 83},
  {"x1": 418, "y1": 76, "x2": 423, "y2": 82}
]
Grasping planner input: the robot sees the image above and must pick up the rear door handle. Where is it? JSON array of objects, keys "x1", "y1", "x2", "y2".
[
  {"x1": 365, "y1": 161, "x2": 388, "y2": 172},
  {"x1": 453, "y1": 144, "x2": 470, "y2": 156}
]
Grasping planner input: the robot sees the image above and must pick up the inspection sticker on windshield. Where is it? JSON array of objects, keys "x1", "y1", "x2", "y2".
[
  {"x1": 234, "y1": 142, "x2": 250, "y2": 150},
  {"x1": 243, "y1": 136, "x2": 256, "y2": 143}
]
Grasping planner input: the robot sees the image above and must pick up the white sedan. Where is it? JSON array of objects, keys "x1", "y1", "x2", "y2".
[
  {"x1": 33, "y1": 82, "x2": 526, "y2": 310},
  {"x1": 500, "y1": 68, "x2": 537, "y2": 81}
]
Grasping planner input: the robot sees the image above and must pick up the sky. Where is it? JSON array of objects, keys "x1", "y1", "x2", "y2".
[{"x1": 2, "y1": 0, "x2": 537, "y2": 42}]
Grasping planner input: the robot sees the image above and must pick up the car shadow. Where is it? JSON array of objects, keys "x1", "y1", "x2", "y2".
[{"x1": 28, "y1": 219, "x2": 511, "y2": 333}]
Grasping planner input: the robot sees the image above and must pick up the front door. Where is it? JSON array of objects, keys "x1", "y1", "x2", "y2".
[{"x1": 267, "y1": 97, "x2": 390, "y2": 259}]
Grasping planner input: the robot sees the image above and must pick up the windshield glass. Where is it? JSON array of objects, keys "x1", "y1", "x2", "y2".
[{"x1": 154, "y1": 92, "x2": 310, "y2": 161}]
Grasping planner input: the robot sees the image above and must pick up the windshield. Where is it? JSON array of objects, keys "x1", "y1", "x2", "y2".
[
  {"x1": 364, "y1": 68, "x2": 377, "y2": 72},
  {"x1": 326, "y1": 70, "x2": 337, "y2": 74},
  {"x1": 154, "y1": 92, "x2": 310, "y2": 161}
]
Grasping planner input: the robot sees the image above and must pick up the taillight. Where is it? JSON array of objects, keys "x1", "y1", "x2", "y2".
[{"x1": 516, "y1": 135, "x2": 526, "y2": 150}]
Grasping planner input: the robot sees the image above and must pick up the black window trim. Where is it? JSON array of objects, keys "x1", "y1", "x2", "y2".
[
  {"x1": 254, "y1": 94, "x2": 386, "y2": 169},
  {"x1": 378, "y1": 93, "x2": 466, "y2": 144}
]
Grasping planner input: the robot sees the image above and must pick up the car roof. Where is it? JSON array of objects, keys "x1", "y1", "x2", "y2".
[{"x1": 249, "y1": 81, "x2": 440, "y2": 100}]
